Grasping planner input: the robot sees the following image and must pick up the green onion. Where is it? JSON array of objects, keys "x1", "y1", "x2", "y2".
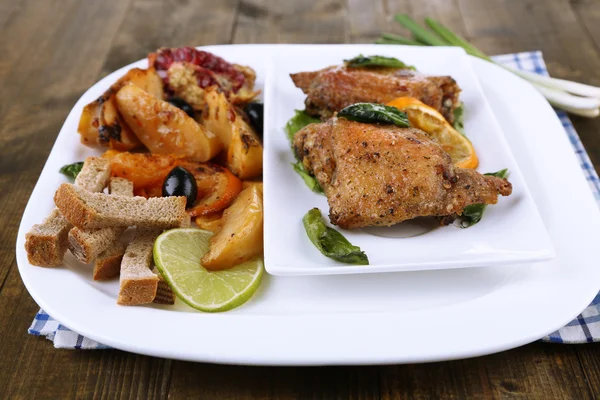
[
  {"x1": 424, "y1": 18, "x2": 491, "y2": 61},
  {"x1": 394, "y1": 15, "x2": 449, "y2": 46},
  {"x1": 377, "y1": 16, "x2": 600, "y2": 118},
  {"x1": 379, "y1": 33, "x2": 423, "y2": 46}
]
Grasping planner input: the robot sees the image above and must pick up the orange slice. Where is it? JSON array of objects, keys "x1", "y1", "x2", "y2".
[{"x1": 387, "y1": 97, "x2": 478, "y2": 169}]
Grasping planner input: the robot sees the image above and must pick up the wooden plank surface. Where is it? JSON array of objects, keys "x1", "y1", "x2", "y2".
[{"x1": 1, "y1": 0, "x2": 600, "y2": 398}]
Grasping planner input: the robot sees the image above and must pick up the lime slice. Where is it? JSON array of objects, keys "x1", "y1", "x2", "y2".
[{"x1": 153, "y1": 228, "x2": 263, "y2": 312}]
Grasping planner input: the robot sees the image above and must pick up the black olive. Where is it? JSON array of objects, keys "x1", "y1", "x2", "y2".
[
  {"x1": 243, "y1": 103, "x2": 263, "y2": 137},
  {"x1": 162, "y1": 166, "x2": 198, "y2": 208},
  {"x1": 168, "y1": 97, "x2": 195, "y2": 118}
]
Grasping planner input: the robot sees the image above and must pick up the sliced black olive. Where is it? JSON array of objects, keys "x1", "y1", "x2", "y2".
[
  {"x1": 243, "y1": 103, "x2": 263, "y2": 137},
  {"x1": 162, "y1": 166, "x2": 198, "y2": 208},
  {"x1": 168, "y1": 97, "x2": 195, "y2": 118}
]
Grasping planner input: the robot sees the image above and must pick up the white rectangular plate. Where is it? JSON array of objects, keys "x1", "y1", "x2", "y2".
[
  {"x1": 16, "y1": 45, "x2": 600, "y2": 365},
  {"x1": 264, "y1": 45, "x2": 553, "y2": 276}
]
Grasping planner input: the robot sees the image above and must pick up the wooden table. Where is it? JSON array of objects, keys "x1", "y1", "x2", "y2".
[{"x1": 2, "y1": 0, "x2": 600, "y2": 398}]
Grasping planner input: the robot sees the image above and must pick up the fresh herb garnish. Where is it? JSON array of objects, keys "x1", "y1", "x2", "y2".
[
  {"x1": 453, "y1": 102, "x2": 465, "y2": 136},
  {"x1": 293, "y1": 161, "x2": 323, "y2": 194},
  {"x1": 459, "y1": 169, "x2": 509, "y2": 228},
  {"x1": 338, "y1": 103, "x2": 411, "y2": 128},
  {"x1": 284, "y1": 110, "x2": 320, "y2": 142},
  {"x1": 59, "y1": 161, "x2": 84, "y2": 180},
  {"x1": 284, "y1": 110, "x2": 323, "y2": 193},
  {"x1": 302, "y1": 208, "x2": 369, "y2": 265},
  {"x1": 344, "y1": 54, "x2": 415, "y2": 70}
]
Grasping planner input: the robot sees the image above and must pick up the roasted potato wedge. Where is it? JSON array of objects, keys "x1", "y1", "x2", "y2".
[
  {"x1": 202, "y1": 88, "x2": 263, "y2": 179},
  {"x1": 194, "y1": 212, "x2": 223, "y2": 232},
  {"x1": 201, "y1": 185, "x2": 263, "y2": 270},
  {"x1": 116, "y1": 85, "x2": 223, "y2": 161},
  {"x1": 78, "y1": 68, "x2": 163, "y2": 150},
  {"x1": 227, "y1": 119, "x2": 263, "y2": 179}
]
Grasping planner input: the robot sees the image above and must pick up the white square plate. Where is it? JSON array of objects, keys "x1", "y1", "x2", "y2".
[{"x1": 263, "y1": 45, "x2": 554, "y2": 276}]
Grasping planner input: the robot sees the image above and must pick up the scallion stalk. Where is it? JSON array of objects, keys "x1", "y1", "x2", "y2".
[
  {"x1": 394, "y1": 15, "x2": 450, "y2": 46},
  {"x1": 379, "y1": 16, "x2": 600, "y2": 118}
]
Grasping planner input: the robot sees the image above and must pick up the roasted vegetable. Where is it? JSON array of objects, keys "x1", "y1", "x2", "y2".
[
  {"x1": 194, "y1": 212, "x2": 223, "y2": 232},
  {"x1": 202, "y1": 88, "x2": 263, "y2": 179},
  {"x1": 115, "y1": 85, "x2": 222, "y2": 162},
  {"x1": 149, "y1": 47, "x2": 259, "y2": 108},
  {"x1": 78, "y1": 68, "x2": 163, "y2": 151},
  {"x1": 302, "y1": 208, "x2": 369, "y2": 265},
  {"x1": 104, "y1": 151, "x2": 242, "y2": 216},
  {"x1": 201, "y1": 185, "x2": 264, "y2": 270}
]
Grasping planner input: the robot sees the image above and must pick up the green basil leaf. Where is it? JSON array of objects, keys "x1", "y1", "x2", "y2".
[
  {"x1": 302, "y1": 208, "x2": 369, "y2": 265},
  {"x1": 59, "y1": 161, "x2": 84, "y2": 180},
  {"x1": 484, "y1": 168, "x2": 509, "y2": 179},
  {"x1": 338, "y1": 103, "x2": 411, "y2": 128},
  {"x1": 284, "y1": 110, "x2": 320, "y2": 142},
  {"x1": 460, "y1": 168, "x2": 510, "y2": 228},
  {"x1": 292, "y1": 162, "x2": 323, "y2": 194},
  {"x1": 453, "y1": 102, "x2": 466, "y2": 136},
  {"x1": 345, "y1": 54, "x2": 416, "y2": 70}
]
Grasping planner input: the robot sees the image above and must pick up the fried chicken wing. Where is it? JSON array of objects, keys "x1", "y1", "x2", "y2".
[
  {"x1": 290, "y1": 66, "x2": 461, "y2": 123},
  {"x1": 294, "y1": 118, "x2": 511, "y2": 228}
]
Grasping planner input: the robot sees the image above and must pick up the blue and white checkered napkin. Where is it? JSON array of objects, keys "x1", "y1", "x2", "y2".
[{"x1": 29, "y1": 51, "x2": 600, "y2": 348}]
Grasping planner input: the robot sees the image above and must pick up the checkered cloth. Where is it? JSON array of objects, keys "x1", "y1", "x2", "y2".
[{"x1": 28, "y1": 51, "x2": 600, "y2": 348}]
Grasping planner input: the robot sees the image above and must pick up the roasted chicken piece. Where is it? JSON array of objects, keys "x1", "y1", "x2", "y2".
[
  {"x1": 293, "y1": 118, "x2": 511, "y2": 228},
  {"x1": 291, "y1": 66, "x2": 460, "y2": 123}
]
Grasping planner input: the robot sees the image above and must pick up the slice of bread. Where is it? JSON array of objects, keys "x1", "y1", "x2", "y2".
[
  {"x1": 152, "y1": 267, "x2": 176, "y2": 305},
  {"x1": 68, "y1": 178, "x2": 134, "y2": 264},
  {"x1": 55, "y1": 183, "x2": 190, "y2": 230},
  {"x1": 25, "y1": 209, "x2": 72, "y2": 267},
  {"x1": 74, "y1": 157, "x2": 112, "y2": 192},
  {"x1": 25, "y1": 157, "x2": 111, "y2": 267},
  {"x1": 93, "y1": 242, "x2": 127, "y2": 280},
  {"x1": 108, "y1": 177, "x2": 134, "y2": 196},
  {"x1": 117, "y1": 230, "x2": 160, "y2": 305}
]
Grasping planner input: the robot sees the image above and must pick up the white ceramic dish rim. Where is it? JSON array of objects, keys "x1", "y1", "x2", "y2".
[{"x1": 15, "y1": 44, "x2": 600, "y2": 365}]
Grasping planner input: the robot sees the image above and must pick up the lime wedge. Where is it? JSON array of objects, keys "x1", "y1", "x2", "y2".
[{"x1": 153, "y1": 228, "x2": 263, "y2": 312}]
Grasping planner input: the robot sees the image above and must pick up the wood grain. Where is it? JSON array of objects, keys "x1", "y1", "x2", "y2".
[{"x1": 1, "y1": 0, "x2": 600, "y2": 398}]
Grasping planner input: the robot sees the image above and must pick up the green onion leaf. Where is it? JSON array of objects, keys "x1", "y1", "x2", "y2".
[
  {"x1": 394, "y1": 14, "x2": 450, "y2": 46},
  {"x1": 379, "y1": 34, "x2": 423, "y2": 46},
  {"x1": 293, "y1": 162, "x2": 323, "y2": 194},
  {"x1": 460, "y1": 169, "x2": 510, "y2": 228},
  {"x1": 338, "y1": 103, "x2": 411, "y2": 127},
  {"x1": 302, "y1": 208, "x2": 369, "y2": 265},
  {"x1": 344, "y1": 54, "x2": 415, "y2": 70},
  {"x1": 59, "y1": 161, "x2": 84, "y2": 180},
  {"x1": 424, "y1": 18, "x2": 492, "y2": 61},
  {"x1": 284, "y1": 110, "x2": 320, "y2": 142}
]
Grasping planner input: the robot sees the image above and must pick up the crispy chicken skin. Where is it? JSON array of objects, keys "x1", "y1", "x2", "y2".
[
  {"x1": 290, "y1": 66, "x2": 461, "y2": 123},
  {"x1": 293, "y1": 118, "x2": 512, "y2": 229}
]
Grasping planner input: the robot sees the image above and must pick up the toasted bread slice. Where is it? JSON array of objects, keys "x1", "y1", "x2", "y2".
[
  {"x1": 117, "y1": 230, "x2": 160, "y2": 305},
  {"x1": 93, "y1": 242, "x2": 127, "y2": 280},
  {"x1": 68, "y1": 177, "x2": 134, "y2": 264},
  {"x1": 152, "y1": 267, "x2": 176, "y2": 305},
  {"x1": 54, "y1": 183, "x2": 190, "y2": 230},
  {"x1": 25, "y1": 209, "x2": 72, "y2": 267},
  {"x1": 25, "y1": 157, "x2": 111, "y2": 267}
]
